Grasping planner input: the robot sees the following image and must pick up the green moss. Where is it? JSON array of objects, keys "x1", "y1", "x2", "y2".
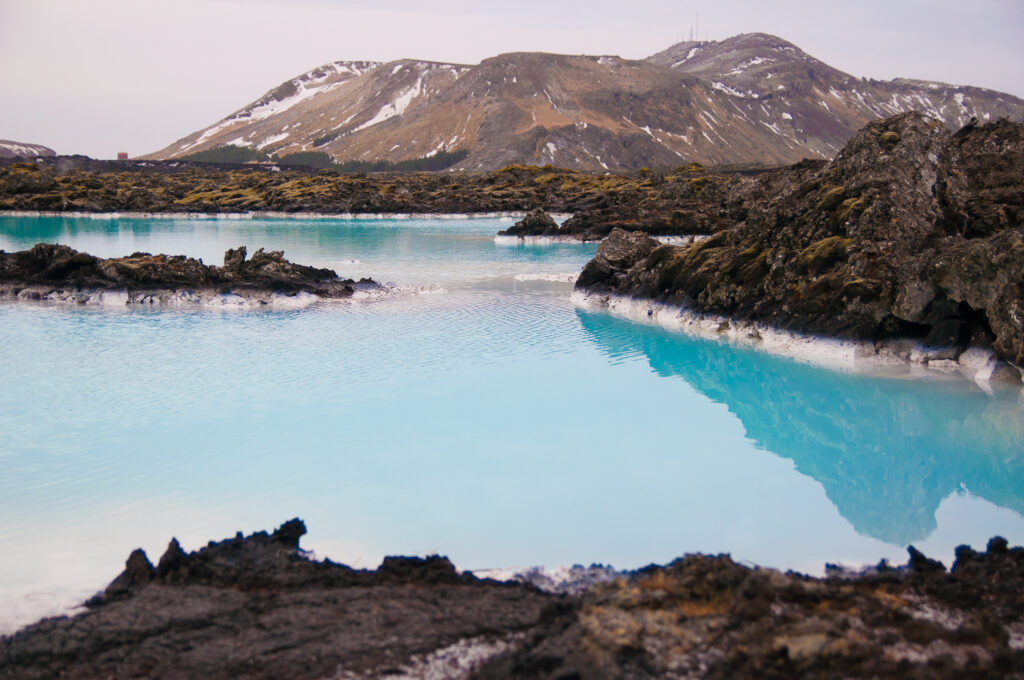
[
  {"x1": 8, "y1": 163, "x2": 41, "y2": 173},
  {"x1": 534, "y1": 173, "x2": 565, "y2": 187},
  {"x1": 816, "y1": 185, "x2": 846, "y2": 212},
  {"x1": 880, "y1": 131, "x2": 900, "y2": 147},
  {"x1": 496, "y1": 164, "x2": 542, "y2": 175},
  {"x1": 835, "y1": 196, "x2": 867, "y2": 223},
  {"x1": 675, "y1": 162, "x2": 705, "y2": 174},
  {"x1": 737, "y1": 244, "x2": 762, "y2": 260},
  {"x1": 798, "y1": 236, "x2": 853, "y2": 275}
]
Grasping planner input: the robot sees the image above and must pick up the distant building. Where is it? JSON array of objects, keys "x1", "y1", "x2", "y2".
[{"x1": 117, "y1": 152, "x2": 128, "y2": 160}]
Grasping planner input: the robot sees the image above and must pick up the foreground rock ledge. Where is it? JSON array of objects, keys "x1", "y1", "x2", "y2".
[
  {"x1": 2, "y1": 520, "x2": 1023, "y2": 679},
  {"x1": 0, "y1": 243, "x2": 377, "y2": 305}
]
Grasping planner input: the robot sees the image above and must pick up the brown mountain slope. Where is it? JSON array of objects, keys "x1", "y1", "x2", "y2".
[
  {"x1": 146, "y1": 33, "x2": 1024, "y2": 170},
  {"x1": 649, "y1": 32, "x2": 1024, "y2": 157}
]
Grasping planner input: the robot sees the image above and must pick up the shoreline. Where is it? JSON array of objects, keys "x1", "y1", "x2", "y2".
[
  {"x1": 0, "y1": 209, "x2": 570, "y2": 221},
  {"x1": 494, "y1": 234, "x2": 707, "y2": 245},
  {"x1": 0, "y1": 281, "x2": 425, "y2": 309},
  {"x1": 4, "y1": 519, "x2": 1022, "y2": 678},
  {"x1": 572, "y1": 290, "x2": 1024, "y2": 393}
]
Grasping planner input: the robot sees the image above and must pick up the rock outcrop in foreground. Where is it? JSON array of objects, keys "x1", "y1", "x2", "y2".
[
  {"x1": 2, "y1": 520, "x2": 1023, "y2": 679},
  {"x1": 576, "y1": 113, "x2": 1024, "y2": 368},
  {"x1": 0, "y1": 244, "x2": 375, "y2": 304}
]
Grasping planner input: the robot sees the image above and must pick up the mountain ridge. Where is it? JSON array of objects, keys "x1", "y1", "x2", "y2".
[
  {"x1": 0, "y1": 140, "x2": 56, "y2": 160},
  {"x1": 145, "y1": 33, "x2": 1024, "y2": 171}
]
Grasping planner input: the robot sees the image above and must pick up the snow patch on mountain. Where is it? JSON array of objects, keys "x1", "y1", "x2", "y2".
[
  {"x1": 712, "y1": 82, "x2": 759, "y2": 99},
  {"x1": 0, "y1": 140, "x2": 56, "y2": 159},
  {"x1": 352, "y1": 77, "x2": 424, "y2": 133}
]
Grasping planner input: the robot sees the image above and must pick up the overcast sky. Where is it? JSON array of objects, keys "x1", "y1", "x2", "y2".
[{"x1": 1, "y1": 0, "x2": 1022, "y2": 159}]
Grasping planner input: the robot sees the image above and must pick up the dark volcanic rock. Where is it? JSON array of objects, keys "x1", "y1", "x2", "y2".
[
  {"x1": 557, "y1": 205, "x2": 723, "y2": 241},
  {"x1": 495, "y1": 168, "x2": 745, "y2": 241},
  {"x1": 0, "y1": 520, "x2": 552, "y2": 680},
  {"x1": 576, "y1": 229, "x2": 660, "y2": 290},
  {"x1": 4, "y1": 522, "x2": 1023, "y2": 679},
  {"x1": 477, "y1": 541, "x2": 1024, "y2": 679},
  {"x1": 575, "y1": 113, "x2": 1024, "y2": 368},
  {"x1": 498, "y1": 208, "x2": 561, "y2": 237},
  {"x1": 0, "y1": 243, "x2": 374, "y2": 303}
]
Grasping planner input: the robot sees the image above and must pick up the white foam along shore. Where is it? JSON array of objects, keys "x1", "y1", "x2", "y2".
[
  {"x1": 495, "y1": 233, "x2": 709, "y2": 246},
  {"x1": 0, "y1": 281, "x2": 433, "y2": 310},
  {"x1": 572, "y1": 290, "x2": 1024, "y2": 394},
  {"x1": 0, "y1": 210, "x2": 571, "y2": 221},
  {"x1": 514, "y1": 273, "x2": 579, "y2": 283}
]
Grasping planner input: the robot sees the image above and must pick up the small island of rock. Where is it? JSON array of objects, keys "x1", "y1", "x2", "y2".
[{"x1": 0, "y1": 243, "x2": 377, "y2": 306}]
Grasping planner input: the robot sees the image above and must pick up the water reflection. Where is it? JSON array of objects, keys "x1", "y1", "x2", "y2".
[{"x1": 576, "y1": 309, "x2": 1024, "y2": 545}]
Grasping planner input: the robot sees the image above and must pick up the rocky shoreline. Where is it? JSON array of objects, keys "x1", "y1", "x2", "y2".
[
  {"x1": 0, "y1": 155, "x2": 754, "y2": 238},
  {"x1": 2, "y1": 520, "x2": 1022, "y2": 679},
  {"x1": 0, "y1": 243, "x2": 378, "y2": 307},
  {"x1": 572, "y1": 288, "x2": 1022, "y2": 391},
  {"x1": 572, "y1": 113, "x2": 1024, "y2": 378}
]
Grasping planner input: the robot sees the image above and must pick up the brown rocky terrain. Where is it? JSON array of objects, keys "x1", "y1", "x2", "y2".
[
  {"x1": 575, "y1": 112, "x2": 1024, "y2": 370},
  {"x1": 0, "y1": 155, "x2": 747, "y2": 217},
  {"x1": 0, "y1": 243, "x2": 375, "y2": 304},
  {"x1": 2, "y1": 520, "x2": 1022, "y2": 679},
  {"x1": 144, "y1": 33, "x2": 1024, "y2": 171}
]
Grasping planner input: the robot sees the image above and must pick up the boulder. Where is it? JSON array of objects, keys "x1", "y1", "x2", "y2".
[
  {"x1": 575, "y1": 229, "x2": 660, "y2": 290},
  {"x1": 498, "y1": 208, "x2": 560, "y2": 236}
]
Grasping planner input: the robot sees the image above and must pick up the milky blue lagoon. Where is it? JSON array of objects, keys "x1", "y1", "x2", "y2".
[{"x1": 2, "y1": 214, "x2": 1024, "y2": 632}]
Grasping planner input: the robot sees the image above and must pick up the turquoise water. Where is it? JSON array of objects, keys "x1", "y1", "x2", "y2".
[{"x1": 2, "y1": 215, "x2": 1024, "y2": 632}]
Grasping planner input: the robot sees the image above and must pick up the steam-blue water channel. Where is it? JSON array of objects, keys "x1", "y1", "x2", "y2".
[{"x1": 2, "y1": 214, "x2": 1024, "y2": 632}]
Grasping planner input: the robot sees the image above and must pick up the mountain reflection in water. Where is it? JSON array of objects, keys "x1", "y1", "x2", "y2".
[{"x1": 576, "y1": 309, "x2": 1024, "y2": 546}]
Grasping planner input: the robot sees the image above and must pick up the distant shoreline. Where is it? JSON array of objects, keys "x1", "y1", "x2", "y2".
[{"x1": 0, "y1": 210, "x2": 570, "y2": 221}]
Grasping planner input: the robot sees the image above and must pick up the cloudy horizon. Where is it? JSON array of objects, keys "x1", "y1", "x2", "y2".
[{"x1": 1, "y1": 0, "x2": 1022, "y2": 159}]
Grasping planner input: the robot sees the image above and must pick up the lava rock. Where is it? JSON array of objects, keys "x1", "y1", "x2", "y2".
[
  {"x1": 4, "y1": 522, "x2": 1024, "y2": 678},
  {"x1": 0, "y1": 243, "x2": 374, "y2": 301},
  {"x1": 576, "y1": 229, "x2": 660, "y2": 290},
  {"x1": 575, "y1": 113, "x2": 1024, "y2": 367},
  {"x1": 498, "y1": 208, "x2": 560, "y2": 237},
  {"x1": 0, "y1": 520, "x2": 551, "y2": 680}
]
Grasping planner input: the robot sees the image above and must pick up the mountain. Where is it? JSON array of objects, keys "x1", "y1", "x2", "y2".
[
  {"x1": 146, "y1": 33, "x2": 1024, "y2": 171},
  {"x1": 0, "y1": 140, "x2": 56, "y2": 159}
]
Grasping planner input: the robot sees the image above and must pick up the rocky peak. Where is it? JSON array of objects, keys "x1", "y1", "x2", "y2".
[
  {"x1": 651, "y1": 32, "x2": 851, "y2": 96},
  {"x1": 648, "y1": 32, "x2": 818, "y2": 71}
]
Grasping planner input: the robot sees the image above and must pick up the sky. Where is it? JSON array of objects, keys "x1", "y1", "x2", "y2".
[{"x1": 1, "y1": 0, "x2": 1022, "y2": 159}]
